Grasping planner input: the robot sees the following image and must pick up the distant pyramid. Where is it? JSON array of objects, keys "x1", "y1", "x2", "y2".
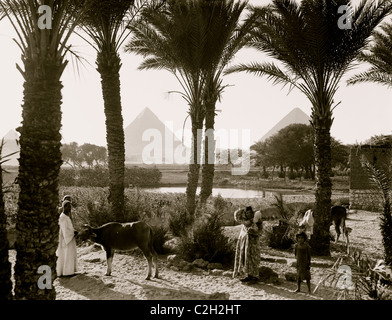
[
  {"x1": 1, "y1": 129, "x2": 20, "y2": 166},
  {"x1": 260, "y1": 107, "x2": 311, "y2": 142},
  {"x1": 124, "y1": 107, "x2": 186, "y2": 164}
]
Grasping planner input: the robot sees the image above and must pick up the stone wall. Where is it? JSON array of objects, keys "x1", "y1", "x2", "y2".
[{"x1": 349, "y1": 145, "x2": 390, "y2": 211}]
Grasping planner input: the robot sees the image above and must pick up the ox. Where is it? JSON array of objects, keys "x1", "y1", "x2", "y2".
[
  {"x1": 331, "y1": 205, "x2": 349, "y2": 243},
  {"x1": 78, "y1": 221, "x2": 158, "y2": 280}
]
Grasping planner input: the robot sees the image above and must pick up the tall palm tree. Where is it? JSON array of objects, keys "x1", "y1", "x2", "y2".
[
  {"x1": 348, "y1": 22, "x2": 392, "y2": 87},
  {"x1": 227, "y1": 0, "x2": 392, "y2": 255},
  {"x1": 0, "y1": 0, "x2": 85, "y2": 299},
  {"x1": 75, "y1": 0, "x2": 157, "y2": 221},
  {"x1": 198, "y1": 0, "x2": 254, "y2": 206},
  {"x1": 126, "y1": 0, "x2": 211, "y2": 215},
  {"x1": 126, "y1": 0, "x2": 254, "y2": 212}
]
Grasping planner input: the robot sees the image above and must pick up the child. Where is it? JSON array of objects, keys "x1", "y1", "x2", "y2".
[{"x1": 294, "y1": 232, "x2": 311, "y2": 294}]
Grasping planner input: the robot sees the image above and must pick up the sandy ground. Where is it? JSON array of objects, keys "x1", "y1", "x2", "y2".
[{"x1": 7, "y1": 209, "x2": 385, "y2": 300}]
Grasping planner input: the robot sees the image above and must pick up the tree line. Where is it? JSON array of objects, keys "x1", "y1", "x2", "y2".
[{"x1": 251, "y1": 123, "x2": 350, "y2": 180}]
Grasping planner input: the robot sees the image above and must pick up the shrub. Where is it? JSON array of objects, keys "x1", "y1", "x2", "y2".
[
  {"x1": 166, "y1": 194, "x2": 194, "y2": 237},
  {"x1": 59, "y1": 166, "x2": 162, "y2": 188},
  {"x1": 59, "y1": 168, "x2": 76, "y2": 186},
  {"x1": 124, "y1": 167, "x2": 162, "y2": 187},
  {"x1": 176, "y1": 209, "x2": 235, "y2": 266},
  {"x1": 78, "y1": 167, "x2": 109, "y2": 187},
  {"x1": 83, "y1": 193, "x2": 114, "y2": 227}
]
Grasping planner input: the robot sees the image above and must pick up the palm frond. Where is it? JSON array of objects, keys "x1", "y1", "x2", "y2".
[
  {"x1": 361, "y1": 155, "x2": 391, "y2": 203},
  {"x1": 1, "y1": 0, "x2": 87, "y2": 76},
  {"x1": 347, "y1": 69, "x2": 392, "y2": 88},
  {"x1": 226, "y1": 61, "x2": 297, "y2": 92}
]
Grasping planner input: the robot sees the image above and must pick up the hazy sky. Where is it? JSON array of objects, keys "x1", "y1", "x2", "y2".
[{"x1": 0, "y1": 0, "x2": 391, "y2": 150}]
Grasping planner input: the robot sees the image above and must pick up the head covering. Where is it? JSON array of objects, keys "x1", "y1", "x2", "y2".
[
  {"x1": 253, "y1": 210, "x2": 262, "y2": 223},
  {"x1": 296, "y1": 231, "x2": 308, "y2": 241},
  {"x1": 62, "y1": 195, "x2": 71, "y2": 202}
]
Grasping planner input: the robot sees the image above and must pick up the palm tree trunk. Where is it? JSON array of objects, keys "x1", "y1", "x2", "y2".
[
  {"x1": 97, "y1": 50, "x2": 125, "y2": 222},
  {"x1": 0, "y1": 163, "x2": 12, "y2": 300},
  {"x1": 14, "y1": 59, "x2": 64, "y2": 300},
  {"x1": 200, "y1": 105, "x2": 216, "y2": 205},
  {"x1": 186, "y1": 122, "x2": 202, "y2": 216},
  {"x1": 381, "y1": 199, "x2": 392, "y2": 265},
  {"x1": 310, "y1": 115, "x2": 333, "y2": 256}
]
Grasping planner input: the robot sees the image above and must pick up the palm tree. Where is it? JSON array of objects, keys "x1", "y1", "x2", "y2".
[
  {"x1": 126, "y1": 0, "x2": 211, "y2": 215},
  {"x1": 198, "y1": 0, "x2": 254, "y2": 206},
  {"x1": 75, "y1": 0, "x2": 158, "y2": 221},
  {"x1": 126, "y1": 0, "x2": 254, "y2": 213},
  {"x1": 0, "y1": 0, "x2": 85, "y2": 299},
  {"x1": 227, "y1": 0, "x2": 392, "y2": 255},
  {"x1": 348, "y1": 22, "x2": 392, "y2": 87}
]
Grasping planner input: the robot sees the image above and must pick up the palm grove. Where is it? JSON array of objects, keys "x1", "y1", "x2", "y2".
[{"x1": 0, "y1": 0, "x2": 392, "y2": 300}]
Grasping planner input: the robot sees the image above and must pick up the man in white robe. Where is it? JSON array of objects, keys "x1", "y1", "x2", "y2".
[{"x1": 56, "y1": 200, "x2": 78, "y2": 277}]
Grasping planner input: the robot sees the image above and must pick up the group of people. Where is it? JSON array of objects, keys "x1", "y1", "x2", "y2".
[
  {"x1": 233, "y1": 206, "x2": 312, "y2": 294},
  {"x1": 56, "y1": 195, "x2": 78, "y2": 277}
]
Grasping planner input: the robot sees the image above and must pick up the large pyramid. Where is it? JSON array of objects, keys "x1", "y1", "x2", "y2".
[
  {"x1": 1, "y1": 129, "x2": 20, "y2": 166},
  {"x1": 124, "y1": 107, "x2": 185, "y2": 164},
  {"x1": 260, "y1": 107, "x2": 311, "y2": 142}
]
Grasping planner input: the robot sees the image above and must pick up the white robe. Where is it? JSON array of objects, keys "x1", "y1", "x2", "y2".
[
  {"x1": 299, "y1": 209, "x2": 314, "y2": 239},
  {"x1": 56, "y1": 213, "x2": 77, "y2": 276}
]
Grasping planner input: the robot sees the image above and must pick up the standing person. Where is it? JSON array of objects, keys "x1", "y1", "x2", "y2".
[
  {"x1": 233, "y1": 206, "x2": 262, "y2": 284},
  {"x1": 294, "y1": 232, "x2": 311, "y2": 294},
  {"x1": 56, "y1": 200, "x2": 78, "y2": 277}
]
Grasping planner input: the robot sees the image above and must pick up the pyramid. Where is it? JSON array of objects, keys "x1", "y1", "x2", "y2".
[
  {"x1": 124, "y1": 107, "x2": 185, "y2": 164},
  {"x1": 1, "y1": 129, "x2": 20, "y2": 166},
  {"x1": 260, "y1": 107, "x2": 311, "y2": 142}
]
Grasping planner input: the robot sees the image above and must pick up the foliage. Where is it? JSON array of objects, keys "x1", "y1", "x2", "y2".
[
  {"x1": 58, "y1": 166, "x2": 162, "y2": 187},
  {"x1": 348, "y1": 22, "x2": 392, "y2": 88},
  {"x1": 176, "y1": 208, "x2": 235, "y2": 266},
  {"x1": 251, "y1": 124, "x2": 350, "y2": 179},
  {"x1": 227, "y1": 0, "x2": 392, "y2": 256},
  {"x1": 363, "y1": 134, "x2": 392, "y2": 148},
  {"x1": 124, "y1": 167, "x2": 162, "y2": 187},
  {"x1": 361, "y1": 150, "x2": 392, "y2": 265},
  {"x1": 314, "y1": 249, "x2": 392, "y2": 300},
  {"x1": 126, "y1": 0, "x2": 254, "y2": 214},
  {"x1": 167, "y1": 194, "x2": 194, "y2": 237},
  {"x1": 267, "y1": 194, "x2": 313, "y2": 249}
]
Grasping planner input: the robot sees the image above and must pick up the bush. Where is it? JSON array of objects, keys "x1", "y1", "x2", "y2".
[
  {"x1": 125, "y1": 167, "x2": 162, "y2": 187},
  {"x1": 176, "y1": 210, "x2": 235, "y2": 266},
  {"x1": 59, "y1": 166, "x2": 162, "y2": 187},
  {"x1": 78, "y1": 167, "x2": 109, "y2": 187},
  {"x1": 59, "y1": 168, "x2": 76, "y2": 186}
]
